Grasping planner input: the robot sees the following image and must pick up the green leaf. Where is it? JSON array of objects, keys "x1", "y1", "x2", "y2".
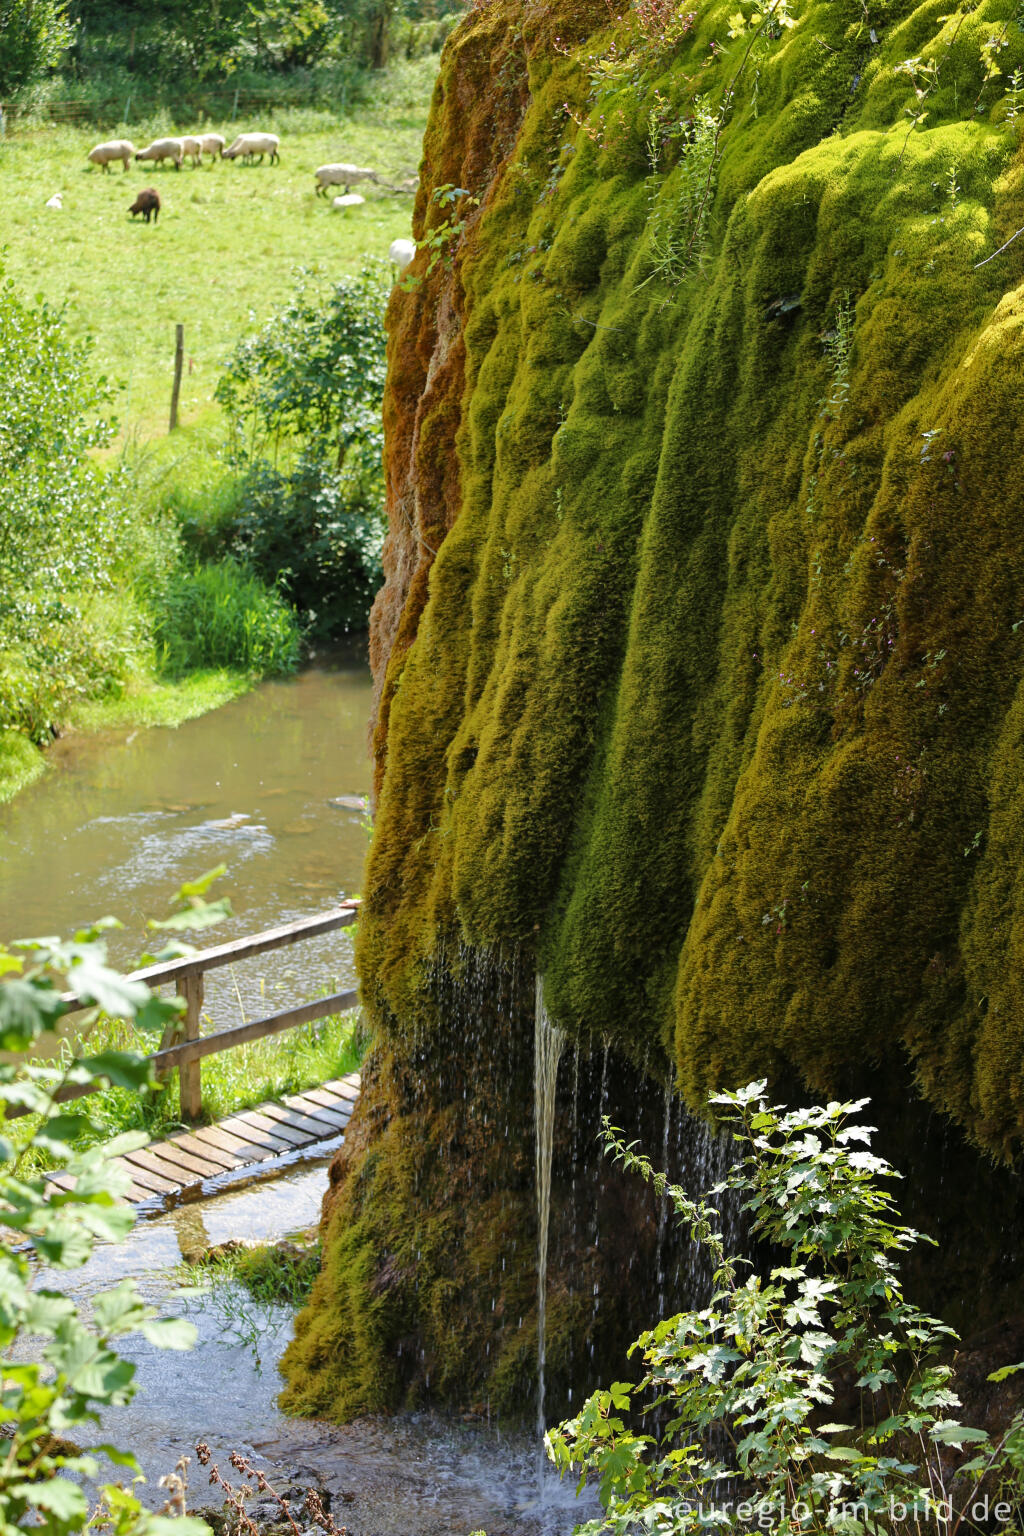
[
  {"x1": 929, "y1": 1423, "x2": 990, "y2": 1445},
  {"x1": 140, "y1": 1317, "x2": 197, "y2": 1351},
  {"x1": 19, "y1": 1476, "x2": 89, "y2": 1521},
  {"x1": 988, "y1": 1362, "x2": 1024, "y2": 1384},
  {"x1": 175, "y1": 865, "x2": 227, "y2": 900},
  {"x1": 33, "y1": 1113, "x2": 93, "y2": 1156}
]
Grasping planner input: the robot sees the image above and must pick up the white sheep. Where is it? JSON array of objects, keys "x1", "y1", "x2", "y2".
[
  {"x1": 315, "y1": 162, "x2": 376, "y2": 197},
  {"x1": 199, "y1": 133, "x2": 225, "y2": 162},
  {"x1": 180, "y1": 135, "x2": 202, "y2": 168},
  {"x1": 223, "y1": 132, "x2": 280, "y2": 165},
  {"x1": 389, "y1": 237, "x2": 417, "y2": 274},
  {"x1": 87, "y1": 139, "x2": 135, "y2": 173},
  {"x1": 135, "y1": 138, "x2": 184, "y2": 170}
]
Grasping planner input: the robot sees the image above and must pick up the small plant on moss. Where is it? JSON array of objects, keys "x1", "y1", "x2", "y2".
[
  {"x1": 636, "y1": 96, "x2": 719, "y2": 289},
  {"x1": 408, "y1": 183, "x2": 481, "y2": 283},
  {"x1": 821, "y1": 290, "x2": 854, "y2": 419},
  {"x1": 548, "y1": 1083, "x2": 1024, "y2": 1536}
]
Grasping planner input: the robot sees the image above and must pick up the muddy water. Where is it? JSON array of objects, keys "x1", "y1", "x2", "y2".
[
  {"x1": 26, "y1": 1153, "x2": 598, "y2": 1535},
  {"x1": 0, "y1": 650, "x2": 373, "y2": 1027}
]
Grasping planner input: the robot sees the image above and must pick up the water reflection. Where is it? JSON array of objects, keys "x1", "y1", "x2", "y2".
[{"x1": 0, "y1": 650, "x2": 373, "y2": 1025}]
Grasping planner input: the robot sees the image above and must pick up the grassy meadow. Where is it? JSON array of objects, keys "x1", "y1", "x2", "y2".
[
  {"x1": 0, "y1": 60, "x2": 433, "y2": 440},
  {"x1": 0, "y1": 59, "x2": 436, "y2": 802}
]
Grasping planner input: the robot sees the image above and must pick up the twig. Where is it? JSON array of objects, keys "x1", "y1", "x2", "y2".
[{"x1": 973, "y1": 222, "x2": 1024, "y2": 267}]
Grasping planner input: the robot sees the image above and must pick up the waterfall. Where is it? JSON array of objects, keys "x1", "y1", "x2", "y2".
[{"x1": 534, "y1": 974, "x2": 565, "y2": 1468}]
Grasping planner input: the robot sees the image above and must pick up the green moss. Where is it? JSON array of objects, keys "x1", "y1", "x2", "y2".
[{"x1": 285, "y1": 0, "x2": 1024, "y2": 1422}]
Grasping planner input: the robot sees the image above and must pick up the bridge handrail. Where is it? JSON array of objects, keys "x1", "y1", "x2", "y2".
[
  {"x1": 59, "y1": 899, "x2": 361, "y2": 1014},
  {"x1": 11, "y1": 899, "x2": 364, "y2": 1123}
]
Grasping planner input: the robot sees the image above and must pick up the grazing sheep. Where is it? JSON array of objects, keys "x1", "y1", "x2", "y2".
[
  {"x1": 199, "y1": 133, "x2": 225, "y2": 162},
  {"x1": 136, "y1": 138, "x2": 184, "y2": 170},
  {"x1": 88, "y1": 139, "x2": 135, "y2": 173},
  {"x1": 128, "y1": 187, "x2": 161, "y2": 223},
  {"x1": 44, "y1": 193, "x2": 63, "y2": 209},
  {"x1": 180, "y1": 135, "x2": 202, "y2": 168},
  {"x1": 389, "y1": 237, "x2": 417, "y2": 274},
  {"x1": 332, "y1": 193, "x2": 365, "y2": 210},
  {"x1": 314, "y1": 162, "x2": 376, "y2": 196},
  {"x1": 223, "y1": 132, "x2": 280, "y2": 165}
]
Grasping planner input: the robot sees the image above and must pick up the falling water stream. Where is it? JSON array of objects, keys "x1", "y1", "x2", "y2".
[{"x1": 534, "y1": 975, "x2": 566, "y2": 1475}]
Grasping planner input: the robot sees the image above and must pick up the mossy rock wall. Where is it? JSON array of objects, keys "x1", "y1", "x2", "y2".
[{"x1": 283, "y1": 0, "x2": 1024, "y2": 1419}]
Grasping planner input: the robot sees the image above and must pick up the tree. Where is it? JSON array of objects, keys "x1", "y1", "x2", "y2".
[{"x1": 0, "y1": 0, "x2": 74, "y2": 98}]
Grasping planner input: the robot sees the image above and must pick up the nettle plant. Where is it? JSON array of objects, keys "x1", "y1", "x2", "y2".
[
  {"x1": 548, "y1": 1084, "x2": 1024, "y2": 1536},
  {"x1": 0, "y1": 908, "x2": 218, "y2": 1536}
]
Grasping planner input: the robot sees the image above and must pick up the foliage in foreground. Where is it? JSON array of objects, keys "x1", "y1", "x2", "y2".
[
  {"x1": 0, "y1": 910, "x2": 216, "y2": 1536},
  {"x1": 549, "y1": 1084, "x2": 1024, "y2": 1536}
]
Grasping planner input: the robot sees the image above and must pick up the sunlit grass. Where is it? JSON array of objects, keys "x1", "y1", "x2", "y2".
[{"x1": 0, "y1": 731, "x2": 46, "y2": 804}]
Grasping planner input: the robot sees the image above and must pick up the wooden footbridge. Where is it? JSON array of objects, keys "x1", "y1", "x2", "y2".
[{"x1": 20, "y1": 901, "x2": 363, "y2": 1207}]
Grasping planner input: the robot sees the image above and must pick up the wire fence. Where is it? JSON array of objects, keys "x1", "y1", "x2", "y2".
[{"x1": 1, "y1": 82, "x2": 361, "y2": 130}]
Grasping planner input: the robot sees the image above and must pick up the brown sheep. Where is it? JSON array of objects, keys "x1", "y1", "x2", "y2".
[{"x1": 128, "y1": 188, "x2": 161, "y2": 224}]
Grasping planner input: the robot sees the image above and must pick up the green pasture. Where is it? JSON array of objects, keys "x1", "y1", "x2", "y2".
[{"x1": 0, "y1": 64, "x2": 433, "y2": 438}]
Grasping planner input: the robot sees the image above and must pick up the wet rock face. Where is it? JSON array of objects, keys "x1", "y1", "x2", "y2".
[{"x1": 284, "y1": 0, "x2": 1024, "y2": 1418}]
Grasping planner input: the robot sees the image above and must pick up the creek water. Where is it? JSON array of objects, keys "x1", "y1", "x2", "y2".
[
  {"x1": 17, "y1": 1147, "x2": 598, "y2": 1535},
  {"x1": 0, "y1": 650, "x2": 373, "y2": 1030}
]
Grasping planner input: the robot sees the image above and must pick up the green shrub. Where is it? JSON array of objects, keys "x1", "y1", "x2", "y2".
[
  {"x1": 548, "y1": 1084, "x2": 1024, "y2": 1536},
  {"x1": 212, "y1": 263, "x2": 389, "y2": 637},
  {"x1": 154, "y1": 558, "x2": 301, "y2": 677}
]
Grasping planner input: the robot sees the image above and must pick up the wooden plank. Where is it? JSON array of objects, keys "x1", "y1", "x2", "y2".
[
  {"x1": 124, "y1": 1179, "x2": 156, "y2": 1204},
  {"x1": 301, "y1": 1086, "x2": 358, "y2": 1113},
  {"x1": 255, "y1": 1101, "x2": 345, "y2": 1140},
  {"x1": 60, "y1": 902, "x2": 360, "y2": 1011},
  {"x1": 219, "y1": 1108, "x2": 311, "y2": 1147},
  {"x1": 122, "y1": 1145, "x2": 208, "y2": 1185},
  {"x1": 121, "y1": 1148, "x2": 197, "y2": 1190},
  {"x1": 215, "y1": 1113, "x2": 303, "y2": 1153},
  {"x1": 145, "y1": 1139, "x2": 227, "y2": 1181},
  {"x1": 166, "y1": 1130, "x2": 242, "y2": 1171},
  {"x1": 113, "y1": 1158, "x2": 177, "y2": 1196},
  {"x1": 281, "y1": 1095, "x2": 351, "y2": 1131},
  {"x1": 183, "y1": 1124, "x2": 262, "y2": 1161}
]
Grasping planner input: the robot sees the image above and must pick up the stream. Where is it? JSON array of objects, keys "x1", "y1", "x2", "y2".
[
  {"x1": 31, "y1": 1147, "x2": 596, "y2": 1535},
  {"x1": 0, "y1": 650, "x2": 373, "y2": 1027},
  {"x1": 3, "y1": 656, "x2": 599, "y2": 1533}
]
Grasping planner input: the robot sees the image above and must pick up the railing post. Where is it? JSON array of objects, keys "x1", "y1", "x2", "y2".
[{"x1": 178, "y1": 973, "x2": 204, "y2": 1121}]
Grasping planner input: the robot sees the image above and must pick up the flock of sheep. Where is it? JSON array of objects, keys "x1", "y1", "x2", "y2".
[
  {"x1": 70, "y1": 131, "x2": 419, "y2": 266},
  {"x1": 87, "y1": 132, "x2": 280, "y2": 170}
]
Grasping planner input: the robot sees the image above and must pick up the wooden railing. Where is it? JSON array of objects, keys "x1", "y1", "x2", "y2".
[{"x1": 9, "y1": 900, "x2": 361, "y2": 1123}]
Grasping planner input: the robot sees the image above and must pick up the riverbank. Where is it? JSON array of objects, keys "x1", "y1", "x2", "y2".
[{"x1": 0, "y1": 666, "x2": 254, "y2": 805}]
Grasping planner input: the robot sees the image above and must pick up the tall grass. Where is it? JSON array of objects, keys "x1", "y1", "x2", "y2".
[{"x1": 154, "y1": 558, "x2": 302, "y2": 677}]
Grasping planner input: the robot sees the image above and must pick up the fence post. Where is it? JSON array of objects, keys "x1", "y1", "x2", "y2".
[
  {"x1": 169, "y1": 323, "x2": 184, "y2": 432},
  {"x1": 177, "y1": 973, "x2": 204, "y2": 1121},
  {"x1": 232, "y1": 85, "x2": 239, "y2": 119}
]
